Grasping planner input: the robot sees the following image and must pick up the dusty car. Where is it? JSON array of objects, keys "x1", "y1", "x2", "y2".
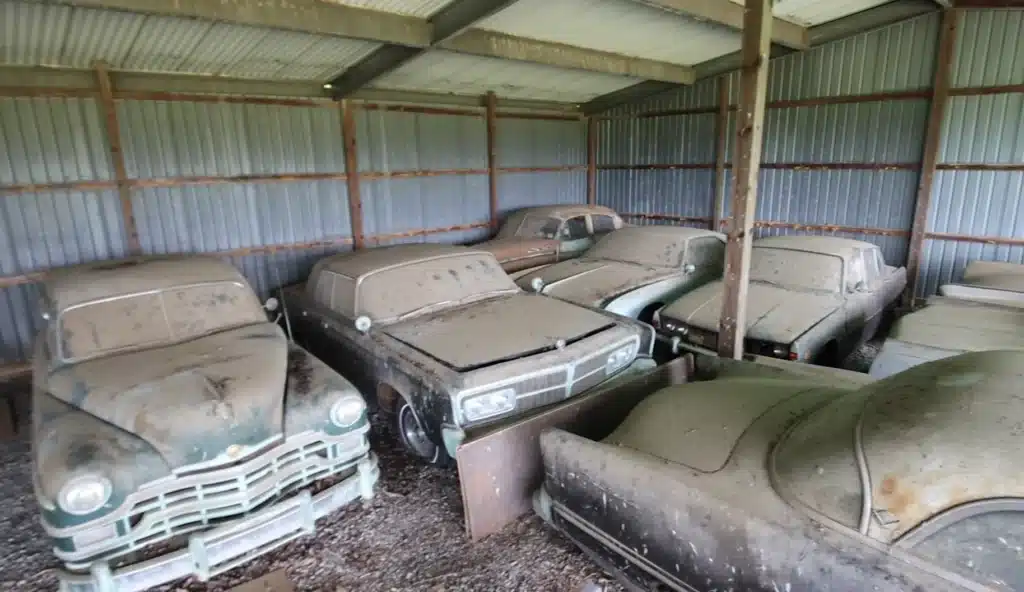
[
  {"x1": 33, "y1": 257, "x2": 377, "y2": 592},
  {"x1": 657, "y1": 235, "x2": 906, "y2": 364},
  {"x1": 282, "y1": 244, "x2": 654, "y2": 465},
  {"x1": 476, "y1": 205, "x2": 624, "y2": 276},
  {"x1": 534, "y1": 349, "x2": 1024, "y2": 592},
  {"x1": 517, "y1": 226, "x2": 725, "y2": 322},
  {"x1": 869, "y1": 260, "x2": 1024, "y2": 378}
]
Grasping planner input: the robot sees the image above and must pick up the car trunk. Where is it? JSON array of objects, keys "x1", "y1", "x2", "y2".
[
  {"x1": 477, "y1": 237, "x2": 560, "y2": 273},
  {"x1": 524, "y1": 259, "x2": 676, "y2": 308}
]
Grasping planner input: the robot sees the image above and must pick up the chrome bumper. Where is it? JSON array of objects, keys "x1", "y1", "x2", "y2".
[{"x1": 58, "y1": 453, "x2": 378, "y2": 592}]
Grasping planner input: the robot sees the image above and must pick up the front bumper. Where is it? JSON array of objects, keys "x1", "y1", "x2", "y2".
[{"x1": 58, "y1": 452, "x2": 378, "y2": 592}]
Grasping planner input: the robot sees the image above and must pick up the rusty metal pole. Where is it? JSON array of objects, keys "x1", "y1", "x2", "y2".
[
  {"x1": 904, "y1": 8, "x2": 958, "y2": 306},
  {"x1": 586, "y1": 116, "x2": 598, "y2": 205},
  {"x1": 95, "y1": 62, "x2": 140, "y2": 256},
  {"x1": 712, "y1": 78, "x2": 730, "y2": 231},
  {"x1": 717, "y1": 0, "x2": 772, "y2": 360},
  {"x1": 486, "y1": 91, "x2": 499, "y2": 231},
  {"x1": 341, "y1": 99, "x2": 365, "y2": 249}
]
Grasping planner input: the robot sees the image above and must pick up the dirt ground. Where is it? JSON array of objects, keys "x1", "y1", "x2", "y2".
[{"x1": 0, "y1": 407, "x2": 620, "y2": 592}]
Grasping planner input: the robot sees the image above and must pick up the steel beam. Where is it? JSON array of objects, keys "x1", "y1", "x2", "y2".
[
  {"x1": 712, "y1": 78, "x2": 730, "y2": 231},
  {"x1": 486, "y1": 92, "x2": 500, "y2": 231},
  {"x1": 718, "y1": 0, "x2": 772, "y2": 360},
  {"x1": 94, "y1": 62, "x2": 140, "y2": 255},
  {"x1": 633, "y1": 0, "x2": 808, "y2": 49},
  {"x1": 341, "y1": 100, "x2": 365, "y2": 250},
  {"x1": 586, "y1": 118, "x2": 598, "y2": 205},
  {"x1": 330, "y1": 0, "x2": 519, "y2": 98},
  {"x1": 904, "y1": 8, "x2": 959, "y2": 304}
]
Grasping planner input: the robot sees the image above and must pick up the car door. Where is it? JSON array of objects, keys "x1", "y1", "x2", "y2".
[{"x1": 558, "y1": 215, "x2": 592, "y2": 259}]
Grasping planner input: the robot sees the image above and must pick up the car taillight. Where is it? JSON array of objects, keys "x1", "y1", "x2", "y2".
[{"x1": 788, "y1": 351, "x2": 799, "y2": 361}]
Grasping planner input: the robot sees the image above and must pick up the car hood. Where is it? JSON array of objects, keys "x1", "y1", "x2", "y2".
[
  {"x1": 520, "y1": 258, "x2": 678, "y2": 307},
  {"x1": 661, "y1": 281, "x2": 841, "y2": 343},
  {"x1": 890, "y1": 297, "x2": 1024, "y2": 351},
  {"x1": 383, "y1": 293, "x2": 613, "y2": 371},
  {"x1": 477, "y1": 237, "x2": 560, "y2": 272},
  {"x1": 46, "y1": 322, "x2": 288, "y2": 470}
]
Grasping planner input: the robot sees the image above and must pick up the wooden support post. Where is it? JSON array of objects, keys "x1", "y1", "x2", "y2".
[
  {"x1": 486, "y1": 91, "x2": 499, "y2": 231},
  {"x1": 904, "y1": 8, "x2": 958, "y2": 305},
  {"x1": 712, "y1": 77, "x2": 730, "y2": 231},
  {"x1": 95, "y1": 62, "x2": 140, "y2": 255},
  {"x1": 340, "y1": 100, "x2": 365, "y2": 249},
  {"x1": 586, "y1": 116, "x2": 598, "y2": 205},
  {"x1": 717, "y1": 0, "x2": 772, "y2": 360}
]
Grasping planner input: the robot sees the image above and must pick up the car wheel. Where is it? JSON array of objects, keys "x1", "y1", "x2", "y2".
[{"x1": 396, "y1": 400, "x2": 452, "y2": 467}]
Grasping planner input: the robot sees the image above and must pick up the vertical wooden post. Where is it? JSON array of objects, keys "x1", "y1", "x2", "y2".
[
  {"x1": 586, "y1": 116, "x2": 598, "y2": 205},
  {"x1": 486, "y1": 91, "x2": 499, "y2": 232},
  {"x1": 904, "y1": 8, "x2": 958, "y2": 305},
  {"x1": 341, "y1": 99, "x2": 365, "y2": 249},
  {"x1": 717, "y1": 0, "x2": 772, "y2": 360},
  {"x1": 712, "y1": 77, "x2": 730, "y2": 232},
  {"x1": 95, "y1": 62, "x2": 140, "y2": 256}
]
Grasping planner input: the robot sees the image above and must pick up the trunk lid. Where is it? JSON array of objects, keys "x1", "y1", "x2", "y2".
[{"x1": 521, "y1": 258, "x2": 678, "y2": 307}]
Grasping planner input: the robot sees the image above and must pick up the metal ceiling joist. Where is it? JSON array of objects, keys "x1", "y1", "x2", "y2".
[
  {"x1": 632, "y1": 0, "x2": 809, "y2": 49},
  {"x1": 328, "y1": 0, "x2": 521, "y2": 98},
  {"x1": 583, "y1": 0, "x2": 941, "y2": 114}
]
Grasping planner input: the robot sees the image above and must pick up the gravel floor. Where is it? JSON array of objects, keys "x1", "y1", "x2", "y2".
[{"x1": 0, "y1": 407, "x2": 620, "y2": 592}]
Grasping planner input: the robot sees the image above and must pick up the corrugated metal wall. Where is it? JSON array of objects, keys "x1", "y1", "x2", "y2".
[
  {"x1": 0, "y1": 98, "x2": 585, "y2": 363},
  {"x1": 598, "y1": 9, "x2": 1024, "y2": 297}
]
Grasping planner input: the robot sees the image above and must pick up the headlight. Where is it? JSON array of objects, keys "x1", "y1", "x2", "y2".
[
  {"x1": 330, "y1": 395, "x2": 366, "y2": 427},
  {"x1": 461, "y1": 388, "x2": 516, "y2": 423},
  {"x1": 58, "y1": 474, "x2": 113, "y2": 516},
  {"x1": 605, "y1": 344, "x2": 637, "y2": 376}
]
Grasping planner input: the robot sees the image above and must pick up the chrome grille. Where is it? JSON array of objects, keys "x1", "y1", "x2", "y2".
[
  {"x1": 64, "y1": 431, "x2": 368, "y2": 567},
  {"x1": 570, "y1": 351, "x2": 612, "y2": 396}
]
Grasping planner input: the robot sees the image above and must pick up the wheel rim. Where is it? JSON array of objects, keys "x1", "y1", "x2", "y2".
[{"x1": 399, "y1": 404, "x2": 437, "y2": 460}]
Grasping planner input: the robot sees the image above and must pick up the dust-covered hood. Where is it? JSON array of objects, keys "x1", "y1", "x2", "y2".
[
  {"x1": 383, "y1": 293, "x2": 613, "y2": 371},
  {"x1": 661, "y1": 281, "x2": 841, "y2": 344},
  {"x1": 46, "y1": 323, "x2": 288, "y2": 469},
  {"x1": 477, "y1": 237, "x2": 560, "y2": 272},
  {"x1": 890, "y1": 297, "x2": 1024, "y2": 351},
  {"x1": 521, "y1": 258, "x2": 678, "y2": 307}
]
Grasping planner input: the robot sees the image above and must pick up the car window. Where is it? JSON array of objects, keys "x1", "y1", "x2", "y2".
[
  {"x1": 911, "y1": 510, "x2": 1024, "y2": 589},
  {"x1": 331, "y1": 274, "x2": 356, "y2": 317},
  {"x1": 58, "y1": 282, "x2": 265, "y2": 363},
  {"x1": 749, "y1": 248, "x2": 843, "y2": 293},
  {"x1": 862, "y1": 248, "x2": 881, "y2": 282},
  {"x1": 845, "y1": 250, "x2": 866, "y2": 292},
  {"x1": 687, "y1": 237, "x2": 726, "y2": 267},
  {"x1": 591, "y1": 214, "x2": 618, "y2": 236},
  {"x1": 562, "y1": 216, "x2": 589, "y2": 240},
  {"x1": 874, "y1": 249, "x2": 889, "y2": 276},
  {"x1": 515, "y1": 215, "x2": 561, "y2": 239}
]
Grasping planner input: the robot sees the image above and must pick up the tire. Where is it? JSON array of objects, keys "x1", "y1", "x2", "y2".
[
  {"x1": 814, "y1": 341, "x2": 840, "y2": 367},
  {"x1": 395, "y1": 400, "x2": 452, "y2": 467}
]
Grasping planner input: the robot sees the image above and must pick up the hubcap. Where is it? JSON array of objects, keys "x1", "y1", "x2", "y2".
[{"x1": 399, "y1": 405, "x2": 437, "y2": 460}]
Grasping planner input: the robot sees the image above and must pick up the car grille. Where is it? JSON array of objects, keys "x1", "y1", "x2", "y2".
[{"x1": 65, "y1": 431, "x2": 367, "y2": 567}]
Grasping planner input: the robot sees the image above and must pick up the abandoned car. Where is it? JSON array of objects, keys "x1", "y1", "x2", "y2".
[
  {"x1": 656, "y1": 235, "x2": 906, "y2": 363},
  {"x1": 534, "y1": 349, "x2": 1024, "y2": 592},
  {"x1": 33, "y1": 257, "x2": 377, "y2": 592},
  {"x1": 869, "y1": 260, "x2": 1024, "y2": 378},
  {"x1": 476, "y1": 205, "x2": 624, "y2": 276},
  {"x1": 283, "y1": 244, "x2": 654, "y2": 465},
  {"x1": 517, "y1": 225, "x2": 725, "y2": 322}
]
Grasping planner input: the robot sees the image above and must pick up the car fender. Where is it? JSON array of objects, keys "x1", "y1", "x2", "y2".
[
  {"x1": 791, "y1": 307, "x2": 845, "y2": 361},
  {"x1": 603, "y1": 276, "x2": 690, "y2": 319}
]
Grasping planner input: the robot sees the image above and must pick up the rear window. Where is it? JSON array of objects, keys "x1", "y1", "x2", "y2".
[
  {"x1": 58, "y1": 282, "x2": 265, "y2": 362},
  {"x1": 515, "y1": 215, "x2": 561, "y2": 239}
]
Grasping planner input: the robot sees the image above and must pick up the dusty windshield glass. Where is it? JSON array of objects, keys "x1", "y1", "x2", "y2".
[
  {"x1": 587, "y1": 229, "x2": 686, "y2": 268},
  {"x1": 58, "y1": 282, "x2": 265, "y2": 362},
  {"x1": 358, "y1": 254, "x2": 517, "y2": 321},
  {"x1": 515, "y1": 215, "x2": 561, "y2": 239},
  {"x1": 751, "y1": 247, "x2": 842, "y2": 292}
]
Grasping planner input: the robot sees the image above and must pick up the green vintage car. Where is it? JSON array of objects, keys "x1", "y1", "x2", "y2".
[{"x1": 32, "y1": 256, "x2": 377, "y2": 592}]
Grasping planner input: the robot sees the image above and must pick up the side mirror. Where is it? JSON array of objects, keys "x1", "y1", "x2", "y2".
[
  {"x1": 264, "y1": 297, "x2": 279, "y2": 312},
  {"x1": 683, "y1": 263, "x2": 696, "y2": 274},
  {"x1": 530, "y1": 277, "x2": 545, "y2": 293},
  {"x1": 354, "y1": 315, "x2": 372, "y2": 333}
]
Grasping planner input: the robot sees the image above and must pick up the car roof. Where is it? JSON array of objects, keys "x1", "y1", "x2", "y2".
[
  {"x1": 43, "y1": 256, "x2": 248, "y2": 312},
  {"x1": 508, "y1": 204, "x2": 619, "y2": 222},
  {"x1": 315, "y1": 243, "x2": 493, "y2": 279},
  {"x1": 754, "y1": 235, "x2": 876, "y2": 259}
]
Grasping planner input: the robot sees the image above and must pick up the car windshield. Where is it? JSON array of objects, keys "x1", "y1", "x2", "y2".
[
  {"x1": 58, "y1": 281, "x2": 266, "y2": 363},
  {"x1": 586, "y1": 229, "x2": 686, "y2": 268},
  {"x1": 515, "y1": 215, "x2": 561, "y2": 239},
  {"x1": 750, "y1": 247, "x2": 843, "y2": 293},
  {"x1": 358, "y1": 254, "x2": 517, "y2": 321}
]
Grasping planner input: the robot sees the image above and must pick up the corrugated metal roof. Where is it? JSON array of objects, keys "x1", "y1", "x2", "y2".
[
  {"x1": 951, "y1": 8, "x2": 1024, "y2": 88},
  {"x1": 323, "y1": 0, "x2": 454, "y2": 18},
  {"x1": 2, "y1": 0, "x2": 379, "y2": 80},
  {"x1": 479, "y1": 0, "x2": 736, "y2": 65},
  {"x1": 372, "y1": 49, "x2": 642, "y2": 103}
]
